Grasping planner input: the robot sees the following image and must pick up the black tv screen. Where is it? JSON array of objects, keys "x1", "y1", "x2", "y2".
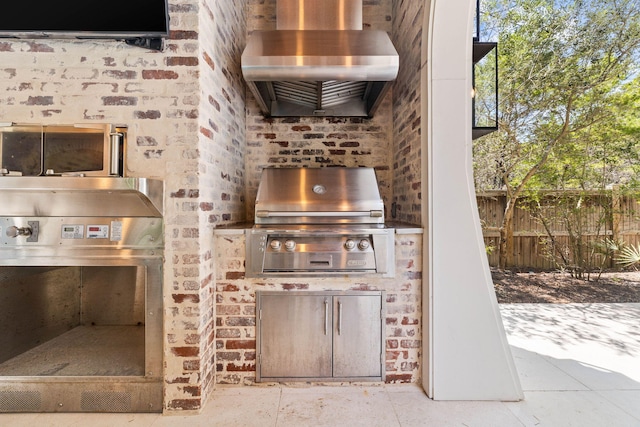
[{"x1": 0, "y1": 0, "x2": 169, "y2": 38}]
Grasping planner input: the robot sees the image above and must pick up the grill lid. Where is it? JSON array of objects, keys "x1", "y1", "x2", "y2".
[{"x1": 254, "y1": 167, "x2": 384, "y2": 225}]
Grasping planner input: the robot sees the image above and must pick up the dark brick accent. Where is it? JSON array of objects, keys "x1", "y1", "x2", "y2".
[
  {"x1": 282, "y1": 283, "x2": 309, "y2": 290},
  {"x1": 226, "y1": 340, "x2": 255, "y2": 350},
  {"x1": 166, "y1": 57, "x2": 199, "y2": 66},
  {"x1": 226, "y1": 363, "x2": 255, "y2": 372},
  {"x1": 169, "y1": 30, "x2": 199, "y2": 40},
  {"x1": 25, "y1": 96, "x2": 53, "y2": 106},
  {"x1": 171, "y1": 347, "x2": 199, "y2": 357},
  {"x1": 142, "y1": 70, "x2": 179, "y2": 80},
  {"x1": 134, "y1": 110, "x2": 161, "y2": 119},
  {"x1": 218, "y1": 284, "x2": 239, "y2": 292},
  {"x1": 102, "y1": 96, "x2": 137, "y2": 106},
  {"x1": 217, "y1": 352, "x2": 241, "y2": 361},
  {"x1": 182, "y1": 386, "x2": 202, "y2": 397},
  {"x1": 172, "y1": 294, "x2": 200, "y2": 304},
  {"x1": 26, "y1": 42, "x2": 54, "y2": 52}
]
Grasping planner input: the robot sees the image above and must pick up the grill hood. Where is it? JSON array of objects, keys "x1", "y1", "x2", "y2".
[{"x1": 241, "y1": 0, "x2": 399, "y2": 118}]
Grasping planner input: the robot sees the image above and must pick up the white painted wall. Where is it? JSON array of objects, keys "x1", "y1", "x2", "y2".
[{"x1": 422, "y1": 0, "x2": 524, "y2": 400}]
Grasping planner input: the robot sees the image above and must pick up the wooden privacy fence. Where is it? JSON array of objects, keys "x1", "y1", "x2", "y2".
[{"x1": 477, "y1": 190, "x2": 640, "y2": 269}]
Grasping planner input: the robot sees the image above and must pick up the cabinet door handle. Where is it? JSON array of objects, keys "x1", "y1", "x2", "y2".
[
  {"x1": 338, "y1": 300, "x2": 343, "y2": 335},
  {"x1": 324, "y1": 298, "x2": 329, "y2": 335}
]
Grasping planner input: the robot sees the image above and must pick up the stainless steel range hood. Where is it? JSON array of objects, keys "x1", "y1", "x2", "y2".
[{"x1": 241, "y1": 0, "x2": 399, "y2": 118}]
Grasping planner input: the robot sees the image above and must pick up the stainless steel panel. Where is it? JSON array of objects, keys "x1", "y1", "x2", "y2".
[
  {"x1": 144, "y1": 258, "x2": 164, "y2": 378},
  {"x1": 0, "y1": 123, "x2": 121, "y2": 177},
  {"x1": 0, "y1": 217, "x2": 162, "y2": 252},
  {"x1": 241, "y1": 0, "x2": 397, "y2": 118},
  {"x1": 0, "y1": 267, "x2": 81, "y2": 364},
  {"x1": 257, "y1": 293, "x2": 332, "y2": 380},
  {"x1": 263, "y1": 235, "x2": 376, "y2": 271},
  {"x1": 242, "y1": 30, "x2": 399, "y2": 81},
  {"x1": 246, "y1": 226, "x2": 395, "y2": 278},
  {"x1": 81, "y1": 266, "x2": 145, "y2": 326},
  {"x1": 0, "y1": 257, "x2": 163, "y2": 412},
  {"x1": 0, "y1": 326, "x2": 144, "y2": 376},
  {"x1": 0, "y1": 177, "x2": 163, "y2": 218},
  {"x1": 277, "y1": 0, "x2": 363, "y2": 30},
  {"x1": 255, "y1": 168, "x2": 384, "y2": 224},
  {"x1": 0, "y1": 173, "x2": 163, "y2": 412},
  {"x1": 333, "y1": 295, "x2": 383, "y2": 378},
  {"x1": 256, "y1": 291, "x2": 384, "y2": 382},
  {"x1": 0, "y1": 379, "x2": 162, "y2": 412}
]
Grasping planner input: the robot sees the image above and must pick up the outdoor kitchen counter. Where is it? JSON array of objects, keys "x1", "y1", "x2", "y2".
[{"x1": 213, "y1": 223, "x2": 423, "y2": 386}]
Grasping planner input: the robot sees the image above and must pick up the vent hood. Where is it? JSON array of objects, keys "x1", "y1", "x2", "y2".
[{"x1": 241, "y1": 0, "x2": 399, "y2": 118}]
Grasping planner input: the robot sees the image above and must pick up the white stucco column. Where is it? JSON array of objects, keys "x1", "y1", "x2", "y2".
[{"x1": 422, "y1": 0, "x2": 524, "y2": 400}]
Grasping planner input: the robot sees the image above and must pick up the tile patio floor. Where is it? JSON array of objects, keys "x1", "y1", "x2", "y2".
[{"x1": 1, "y1": 303, "x2": 638, "y2": 426}]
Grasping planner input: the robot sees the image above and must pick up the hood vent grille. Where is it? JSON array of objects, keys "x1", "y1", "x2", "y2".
[
  {"x1": 274, "y1": 81, "x2": 367, "y2": 110},
  {"x1": 242, "y1": 0, "x2": 399, "y2": 118}
]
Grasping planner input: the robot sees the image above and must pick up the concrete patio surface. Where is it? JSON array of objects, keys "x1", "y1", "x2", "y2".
[{"x1": 1, "y1": 303, "x2": 638, "y2": 426}]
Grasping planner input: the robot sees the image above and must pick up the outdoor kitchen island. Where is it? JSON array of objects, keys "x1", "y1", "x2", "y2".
[{"x1": 213, "y1": 223, "x2": 422, "y2": 385}]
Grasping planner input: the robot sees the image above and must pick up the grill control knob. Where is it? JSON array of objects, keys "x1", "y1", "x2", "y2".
[
  {"x1": 284, "y1": 240, "x2": 296, "y2": 251},
  {"x1": 358, "y1": 239, "x2": 371, "y2": 250},
  {"x1": 6, "y1": 226, "x2": 32, "y2": 238},
  {"x1": 344, "y1": 239, "x2": 356, "y2": 251},
  {"x1": 270, "y1": 240, "x2": 282, "y2": 251}
]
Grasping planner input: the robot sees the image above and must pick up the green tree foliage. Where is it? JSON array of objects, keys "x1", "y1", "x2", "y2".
[{"x1": 473, "y1": 0, "x2": 640, "y2": 268}]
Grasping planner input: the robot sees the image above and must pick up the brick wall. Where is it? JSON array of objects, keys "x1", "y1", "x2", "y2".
[
  {"x1": 214, "y1": 231, "x2": 422, "y2": 384},
  {"x1": 0, "y1": 0, "x2": 247, "y2": 413},
  {"x1": 164, "y1": 0, "x2": 248, "y2": 413},
  {"x1": 391, "y1": 0, "x2": 425, "y2": 225}
]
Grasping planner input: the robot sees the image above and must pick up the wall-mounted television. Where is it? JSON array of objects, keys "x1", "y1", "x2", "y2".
[{"x1": 0, "y1": 0, "x2": 170, "y2": 50}]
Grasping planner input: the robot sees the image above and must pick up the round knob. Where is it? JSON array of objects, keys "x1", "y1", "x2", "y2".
[
  {"x1": 344, "y1": 239, "x2": 356, "y2": 251},
  {"x1": 358, "y1": 239, "x2": 370, "y2": 250},
  {"x1": 269, "y1": 240, "x2": 282, "y2": 251},
  {"x1": 284, "y1": 240, "x2": 296, "y2": 251},
  {"x1": 6, "y1": 226, "x2": 32, "y2": 238}
]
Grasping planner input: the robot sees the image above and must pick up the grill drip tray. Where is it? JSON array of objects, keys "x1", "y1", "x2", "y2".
[{"x1": 0, "y1": 326, "x2": 144, "y2": 377}]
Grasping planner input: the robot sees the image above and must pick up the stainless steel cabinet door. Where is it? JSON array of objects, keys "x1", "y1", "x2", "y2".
[
  {"x1": 333, "y1": 295, "x2": 382, "y2": 378},
  {"x1": 258, "y1": 294, "x2": 332, "y2": 379}
]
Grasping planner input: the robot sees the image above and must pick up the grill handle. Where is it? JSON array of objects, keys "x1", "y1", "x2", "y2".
[
  {"x1": 337, "y1": 300, "x2": 343, "y2": 335},
  {"x1": 256, "y1": 210, "x2": 383, "y2": 218},
  {"x1": 324, "y1": 298, "x2": 329, "y2": 335}
]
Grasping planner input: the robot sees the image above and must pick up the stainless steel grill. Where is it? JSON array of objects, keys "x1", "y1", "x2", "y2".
[{"x1": 246, "y1": 167, "x2": 395, "y2": 277}]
